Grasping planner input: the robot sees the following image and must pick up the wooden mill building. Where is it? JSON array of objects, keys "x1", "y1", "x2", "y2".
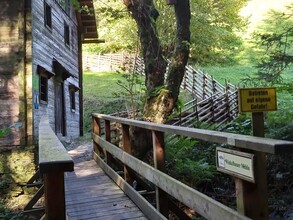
[{"x1": 0, "y1": 0, "x2": 100, "y2": 146}]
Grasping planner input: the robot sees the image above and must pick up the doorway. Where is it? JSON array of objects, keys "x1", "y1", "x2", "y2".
[{"x1": 55, "y1": 81, "x2": 66, "y2": 136}]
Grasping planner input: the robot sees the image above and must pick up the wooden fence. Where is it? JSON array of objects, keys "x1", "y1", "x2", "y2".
[
  {"x1": 83, "y1": 52, "x2": 135, "y2": 72},
  {"x1": 84, "y1": 53, "x2": 239, "y2": 127},
  {"x1": 92, "y1": 113, "x2": 293, "y2": 220},
  {"x1": 131, "y1": 56, "x2": 239, "y2": 127}
]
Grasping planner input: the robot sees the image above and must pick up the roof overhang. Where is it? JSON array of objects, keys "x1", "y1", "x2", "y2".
[
  {"x1": 77, "y1": 0, "x2": 104, "y2": 44},
  {"x1": 53, "y1": 59, "x2": 76, "y2": 80}
]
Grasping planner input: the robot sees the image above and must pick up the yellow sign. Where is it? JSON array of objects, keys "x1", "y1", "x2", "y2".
[
  {"x1": 216, "y1": 148, "x2": 255, "y2": 183},
  {"x1": 238, "y1": 87, "x2": 277, "y2": 112}
]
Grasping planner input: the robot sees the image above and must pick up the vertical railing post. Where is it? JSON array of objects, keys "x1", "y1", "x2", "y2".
[
  {"x1": 92, "y1": 115, "x2": 104, "y2": 157},
  {"x1": 192, "y1": 70, "x2": 196, "y2": 96},
  {"x1": 39, "y1": 116, "x2": 73, "y2": 220},
  {"x1": 235, "y1": 113, "x2": 269, "y2": 220},
  {"x1": 97, "y1": 52, "x2": 101, "y2": 72},
  {"x1": 122, "y1": 124, "x2": 134, "y2": 184},
  {"x1": 152, "y1": 131, "x2": 168, "y2": 217},
  {"x1": 105, "y1": 120, "x2": 113, "y2": 165},
  {"x1": 203, "y1": 74, "x2": 207, "y2": 99},
  {"x1": 43, "y1": 172, "x2": 66, "y2": 220}
]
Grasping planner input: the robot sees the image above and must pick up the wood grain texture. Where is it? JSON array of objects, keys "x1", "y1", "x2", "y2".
[{"x1": 65, "y1": 148, "x2": 148, "y2": 220}]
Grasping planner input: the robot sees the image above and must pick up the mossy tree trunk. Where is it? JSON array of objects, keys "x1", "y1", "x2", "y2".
[
  {"x1": 123, "y1": 0, "x2": 167, "y2": 91},
  {"x1": 124, "y1": 0, "x2": 191, "y2": 124},
  {"x1": 124, "y1": 0, "x2": 190, "y2": 158}
]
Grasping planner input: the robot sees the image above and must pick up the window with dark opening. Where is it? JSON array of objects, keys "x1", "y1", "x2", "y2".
[
  {"x1": 44, "y1": 2, "x2": 52, "y2": 29},
  {"x1": 40, "y1": 76, "x2": 48, "y2": 103},
  {"x1": 64, "y1": 22, "x2": 70, "y2": 46},
  {"x1": 70, "y1": 90, "x2": 76, "y2": 111}
]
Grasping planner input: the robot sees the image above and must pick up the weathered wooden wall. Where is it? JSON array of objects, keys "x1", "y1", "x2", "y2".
[
  {"x1": 0, "y1": 0, "x2": 81, "y2": 146},
  {"x1": 0, "y1": 0, "x2": 32, "y2": 146},
  {"x1": 32, "y1": 0, "x2": 80, "y2": 142}
]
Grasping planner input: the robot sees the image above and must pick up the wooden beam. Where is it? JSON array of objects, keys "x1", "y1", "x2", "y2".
[
  {"x1": 152, "y1": 131, "x2": 168, "y2": 217},
  {"x1": 93, "y1": 134, "x2": 251, "y2": 220},
  {"x1": 82, "y1": 39, "x2": 105, "y2": 44},
  {"x1": 92, "y1": 113, "x2": 293, "y2": 155},
  {"x1": 44, "y1": 172, "x2": 66, "y2": 220},
  {"x1": 83, "y1": 33, "x2": 99, "y2": 39}
]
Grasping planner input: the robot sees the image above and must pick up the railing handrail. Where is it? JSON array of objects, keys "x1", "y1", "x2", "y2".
[
  {"x1": 39, "y1": 116, "x2": 74, "y2": 220},
  {"x1": 93, "y1": 113, "x2": 293, "y2": 155},
  {"x1": 39, "y1": 116, "x2": 74, "y2": 173},
  {"x1": 92, "y1": 114, "x2": 293, "y2": 219}
]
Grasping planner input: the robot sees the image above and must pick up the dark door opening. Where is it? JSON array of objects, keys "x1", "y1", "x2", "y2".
[{"x1": 55, "y1": 82, "x2": 66, "y2": 136}]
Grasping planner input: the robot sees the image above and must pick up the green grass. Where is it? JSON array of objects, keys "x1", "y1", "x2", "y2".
[
  {"x1": 83, "y1": 71, "x2": 127, "y2": 133},
  {"x1": 201, "y1": 65, "x2": 293, "y2": 87},
  {"x1": 201, "y1": 65, "x2": 257, "y2": 86},
  {"x1": 83, "y1": 71, "x2": 127, "y2": 102},
  {"x1": 82, "y1": 67, "x2": 293, "y2": 135}
]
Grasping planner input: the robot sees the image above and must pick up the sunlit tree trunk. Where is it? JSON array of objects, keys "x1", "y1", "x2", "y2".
[
  {"x1": 143, "y1": 1, "x2": 191, "y2": 123},
  {"x1": 124, "y1": 0, "x2": 190, "y2": 157},
  {"x1": 123, "y1": 0, "x2": 166, "y2": 91},
  {"x1": 124, "y1": 0, "x2": 190, "y2": 124}
]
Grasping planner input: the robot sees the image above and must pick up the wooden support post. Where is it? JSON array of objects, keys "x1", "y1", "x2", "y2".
[
  {"x1": 122, "y1": 124, "x2": 133, "y2": 184},
  {"x1": 92, "y1": 116, "x2": 104, "y2": 157},
  {"x1": 43, "y1": 172, "x2": 66, "y2": 220},
  {"x1": 38, "y1": 116, "x2": 73, "y2": 220},
  {"x1": 152, "y1": 131, "x2": 169, "y2": 218},
  {"x1": 235, "y1": 112, "x2": 269, "y2": 220},
  {"x1": 105, "y1": 120, "x2": 114, "y2": 166},
  {"x1": 203, "y1": 74, "x2": 206, "y2": 99},
  {"x1": 192, "y1": 71, "x2": 196, "y2": 96}
]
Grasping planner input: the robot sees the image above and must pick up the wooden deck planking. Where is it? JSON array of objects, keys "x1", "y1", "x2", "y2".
[{"x1": 65, "y1": 147, "x2": 148, "y2": 220}]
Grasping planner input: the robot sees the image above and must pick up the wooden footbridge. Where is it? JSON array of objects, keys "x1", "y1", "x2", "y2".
[{"x1": 28, "y1": 115, "x2": 293, "y2": 220}]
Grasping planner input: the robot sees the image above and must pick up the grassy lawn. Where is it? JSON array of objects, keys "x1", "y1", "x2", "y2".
[
  {"x1": 83, "y1": 71, "x2": 126, "y2": 101},
  {"x1": 83, "y1": 71, "x2": 137, "y2": 133},
  {"x1": 201, "y1": 65, "x2": 257, "y2": 85},
  {"x1": 201, "y1": 65, "x2": 293, "y2": 86},
  {"x1": 82, "y1": 67, "x2": 293, "y2": 135}
]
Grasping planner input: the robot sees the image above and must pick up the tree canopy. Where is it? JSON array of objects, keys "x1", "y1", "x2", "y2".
[
  {"x1": 85, "y1": 0, "x2": 248, "y2": 65},
  {"x1": 245, "y1": 3, "x2": 293, "y2": 85},
  {"x1": 257, "y1": 4, "x2": 293, "y2": 83}
]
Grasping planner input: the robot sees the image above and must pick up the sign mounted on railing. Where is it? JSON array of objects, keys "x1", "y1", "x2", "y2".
[
  {"x1": 238, "y1": 87, "x2": 277, "y2": 112},
  {"x1": 216, "y1": 147, "x2": 255, "y2": 183}
]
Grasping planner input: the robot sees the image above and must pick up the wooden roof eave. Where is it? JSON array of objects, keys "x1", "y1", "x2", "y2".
[{"x1": 77, "y1": 0, "x2": 104, "y2": 43}]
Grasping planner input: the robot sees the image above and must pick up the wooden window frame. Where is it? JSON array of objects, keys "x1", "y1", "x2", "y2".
[
  {"x1": 69, "y1": 84, "x2": 79, "y2": 112},
  {"x1": 64, "y1": 22, "x2": 70, "y2": 47},
  {"x1": 40, "y1": 75, "x2": 48, "y2": 104},
  {"x1": 44, "y1": 2, "x2": 52, "y2": 29},
  {"x1": 70, "y1": 89, "x2": 76, "y2": 112}
]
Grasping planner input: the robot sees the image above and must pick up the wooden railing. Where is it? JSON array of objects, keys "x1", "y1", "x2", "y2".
[
  {"x1": 38, "y1": 116, "x2": 74, "y2": 220},
  {"x1": 92, "y1": 113, "x2": 293, "y2": 220}
]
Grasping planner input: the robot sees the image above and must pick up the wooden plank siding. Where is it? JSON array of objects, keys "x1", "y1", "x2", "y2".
[
  {"x1": 31, "y1": 0, "x2": 80, "y2": 142},
  {"x1": 65, "y1": 146, "x2": 148, "y2": 220},
  {"x1": 0, "y1": 0, "x2": 97, "y2": 146}
]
